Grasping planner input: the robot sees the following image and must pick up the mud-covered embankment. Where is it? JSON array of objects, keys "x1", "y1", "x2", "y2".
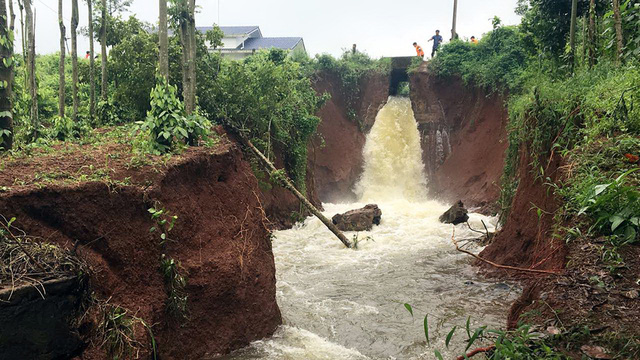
[
  {"x1": 410, "y1": 69, "x2": 508, "y2": 212},
  {"x1": 0, "y1": 140, "x2": 281, "y2": 359}
]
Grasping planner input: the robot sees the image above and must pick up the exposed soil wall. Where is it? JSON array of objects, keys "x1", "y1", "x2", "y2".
[
  {"x1": 0, "y1": 139, "x2": 281, "y2": 359},
  {"x1": 410, "y1": 69, "x2": 508, "y2": 211},
  {"x1": 310, "y1": 71, "x2": 389, "y2": 203},
  {"x1": 479, "y1": 146, "x2": 567, "y2": 273}
]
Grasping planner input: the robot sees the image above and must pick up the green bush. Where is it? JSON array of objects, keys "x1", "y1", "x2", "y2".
[
  {"x1": 499, "y1": 62, "x2": 640, "y2": 237},
  {"x1": 108, "y1": 17, "x2": 158, "y2": 122},
  {"x1": 578, "y1": 169, "x2": 639, "y2": 243},
  {"x1": 135, "y1": 76, "x2": 210, "y2": 154},
  {"x1": 431, "y1": 26, "x2": 529, "y2": 93},
  {"x1": 208, "y1": 49, "x2": 324, "y2": 191},
  {"x1": 312, "y1": 51, "x2": 390, "y2": 125}
]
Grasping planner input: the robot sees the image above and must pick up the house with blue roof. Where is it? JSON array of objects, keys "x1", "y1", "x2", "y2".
[{"x1": 196, "y1": 26, "x2": 306, "y2": 60}]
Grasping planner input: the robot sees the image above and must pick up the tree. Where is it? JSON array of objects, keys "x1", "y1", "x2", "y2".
[
  {"x1": 71, "y1": 0, "x2": 79, "y2": 121},
  {"x1": 569, "y1": 0, "x2": 578, "y2": 71},
  {"x1": 187, "y1": 0, "x2": 195, "y2": 114},
  {"x1": 24, "y1": 0, "x2": 37, "y2": 138},
  {"x1": 0, "y1": 0, "x2": 14, "y2": 150},
  {"x1": 100, "y1": 0, "x2": 107, "y2": 100},
  {"x1": 159, "y1": 0, "x2": 168, "y2": 79},
  {"x1": 8, "y1": 0, "x2": 14, "y2": 32},
  {"x1": 87, "y1": 0, "x2": 96, "y2": 119},
  {"x1": 588, "y1": 0, "x2": 596, "y2": 67},
  {"x1": 16, "y1": 0, "x2": 24, "y2": 62},
  {"x1": 171, "y1": 0, "x2": 196, "y2": 114},
  {"x1": 204, "y1": 24, "x2": 223, "y2": 50},
  {"x1": 613, "y1": 0, "x2": 624, "y2": 64},
  {"x1": 86, "y1": 0, "x2": 132, "y2": 47},
  {"x1": 58, "y1": 0, "x2": 65, "y2": 118}
]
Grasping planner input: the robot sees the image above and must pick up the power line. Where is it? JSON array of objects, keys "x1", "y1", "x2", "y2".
[{"x1": 35, "y1": 0, "x2": 72, "y2": 23}]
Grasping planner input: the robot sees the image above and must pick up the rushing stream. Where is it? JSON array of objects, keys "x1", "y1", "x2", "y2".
[{"x1": 225, "y1": 97, "x2": 518, "y2": 359}]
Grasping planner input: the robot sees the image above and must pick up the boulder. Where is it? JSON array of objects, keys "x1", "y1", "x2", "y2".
[
  {"x1": 332, "y1": 204, "x2": 382, "y2": 232},
  {"x1": 439, "y1": 200, "x2": 469, "y2": 225}
]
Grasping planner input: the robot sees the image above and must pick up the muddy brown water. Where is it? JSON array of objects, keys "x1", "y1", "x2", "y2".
[{"x1": 223, "y1": 98, "x2": 518, "y2": 359}]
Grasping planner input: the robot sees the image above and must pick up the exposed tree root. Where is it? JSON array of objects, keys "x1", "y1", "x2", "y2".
[
  {"x1": 456, "y1": 345, "x2": 496, "y2": 360},
  {"x1": 451, "y1": 228, "x2": 562, "y2": 275}
]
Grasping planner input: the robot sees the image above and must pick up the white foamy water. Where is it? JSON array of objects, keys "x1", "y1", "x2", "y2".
[{"x1": 224, "y1": 98, "x2": 516, "y2": 359}]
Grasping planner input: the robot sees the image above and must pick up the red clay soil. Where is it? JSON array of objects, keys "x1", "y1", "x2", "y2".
[
  {"x1": 0, "y1": 131, "x2": 281, "y2": 359},
  {"x1": 410, "y1": 70, "x2": 508, "y2": 212},
  {"x1": 309, "y1": 71, "x2": 389, "y2": 203},
  {"x1": 479, "y1": 145, "x2": 567, "y2": 273}
]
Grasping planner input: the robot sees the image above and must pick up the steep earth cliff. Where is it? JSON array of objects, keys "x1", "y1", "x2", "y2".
[
  {"x1": 0, "y1": 134, "x2": 281, "y2": 359},
  {"x1": 310, "y1": 71, "x2": 390, "y2": 203},
  {"x1": 410, "y1": 68, "x2": 508, "y2": 212}
]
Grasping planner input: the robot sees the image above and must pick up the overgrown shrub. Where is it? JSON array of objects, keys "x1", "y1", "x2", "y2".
[
  {"x1": 312, "y1": 51, "x2": 391, "y2": 124},
  {"x1": 135, "y1": 76, "x2": 210, "y2": 154},
  {"x1": 209, "y1": 49, "x2": 324, "y2": 191},
  {"x1": 431, "y1": 26, "x2": 529, "y2": 93},
  {"x1": 499, "y1": 62, "x2": 640, "y2": 239},
  {"x1": 108, "y1": 17, "x2": 158, "y2": 122}
]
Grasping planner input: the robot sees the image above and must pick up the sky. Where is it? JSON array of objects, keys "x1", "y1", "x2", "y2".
[{"x1": 24, "y1": 0, "x2": 521, "y2": 58}]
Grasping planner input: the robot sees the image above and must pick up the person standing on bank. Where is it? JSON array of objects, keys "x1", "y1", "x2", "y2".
[
  {"x1": 413, "y1": 42, "x2": 425, "y2": 59},
  {"x1": 428, "y1": 30, "x2": 444, "y2": 57}
]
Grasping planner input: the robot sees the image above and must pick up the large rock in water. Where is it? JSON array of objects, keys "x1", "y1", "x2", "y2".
[
  {"x1": 439, "y1": 200, "x2": 469, "y2": 225},
  {"x1": 332, "y1": 204, "x2": 382, "y2": 231}
]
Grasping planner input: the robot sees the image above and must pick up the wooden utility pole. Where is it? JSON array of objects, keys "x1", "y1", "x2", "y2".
[
  {"x1": 58, "y1": 0, "x2": 65, "y2": 118},
  {"x1": 451, "y1": 0, "x2": 458, "y2": 40},
  {"x1": 0, "y1": 0, "x2": 14, "y2": 150},
  {"x1": 88, "y1": 0, "x2": 95, "y2": 120},
  {"x1": 613, "y1": 0, "x2": 624, "y2": 64},
  {"x1": 71, "y1": 0, "x2": 79, "y2": 122},
  {"x1": 100, "y1": 0, "x2": 107, "y2": 101},
  {"x1": 569, "y1": 0, "x2": 578, "y2": 72},
  {"x1": 159, "y1": 0, "x2": 168, "y2": 79}
]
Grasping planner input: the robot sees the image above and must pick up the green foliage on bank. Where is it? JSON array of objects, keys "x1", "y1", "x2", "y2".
[
  {"x1": 432, "y1": 10, "x2": 640, "y2": 244},
  {"x1": 209, "y1": 49, "x2": 326, "y2": 192},
  {"x1": 503, "y1": 63, "x2": 640, "y2": 243},
  {"x1": 311, "y1": 51, "x2": 391, "y2": 127},
  {"x1": 431, "y1": 25, "x2": 529, "y2": 93}
]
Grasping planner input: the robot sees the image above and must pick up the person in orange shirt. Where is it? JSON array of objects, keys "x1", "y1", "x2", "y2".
[
  {"x1": 470, "y1": 36, "x2": 478, "y2": 44},
  {"x1": 413, "y1": 42, "x2": 425, "y2": 59}
]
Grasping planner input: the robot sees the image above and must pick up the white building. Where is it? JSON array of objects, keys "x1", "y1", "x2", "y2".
[{"x1": 197, "y1": 26, "x2": 306, "y2": 60}]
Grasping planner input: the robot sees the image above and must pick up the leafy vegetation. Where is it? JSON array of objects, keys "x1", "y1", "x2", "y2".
[
  {"x1": 312, "y1": 51, "x2": 391, "y2": 126},
  {"x1": 431, "y1": 25, "x2": 529, "y2": 93},
  {"x1": 160, "y1": 255, "x2": 188, "y2": 318},
  {"x1": 403, "y1": 304, "x2": 568, "y2": 359},
  {"x1": 433, "y1": 3, "x2": 640, "y2": 246},
  {"x1": 96, "y1": 302, "x2": 157, "y2": 360},
  {"x1": 135, "y1": 76, "x2": 210, "y2": 154},
  {"x1": 211, "y1": 49, "x2": 325, "y2": 191}
]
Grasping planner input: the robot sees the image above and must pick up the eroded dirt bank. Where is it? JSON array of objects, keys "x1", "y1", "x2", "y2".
[
  {"x1": 309, "y1": 71, "x2": 390, "y2": 203},
  {"x1": 255, "y1": 71, "x2": 389, "y2": 223},
  {"x1": 410, "y1": 69, "x2": 508, "y2": 212},
  {"x1": 0, "y1": 135, "x2": 281, "y2": 359}
]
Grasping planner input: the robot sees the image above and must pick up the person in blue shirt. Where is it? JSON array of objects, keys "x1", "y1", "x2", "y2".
[{"x1": 428, "y1": 30, "x2": 443, "y2": 57}]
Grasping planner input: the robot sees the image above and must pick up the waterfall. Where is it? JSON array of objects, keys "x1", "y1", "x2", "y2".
[{"x1": 355, "y1": 97, "x2": 428, "y2": 202}]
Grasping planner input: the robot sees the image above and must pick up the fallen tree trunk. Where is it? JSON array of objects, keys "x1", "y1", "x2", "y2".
[{"x1": 230, "y1": 127, "x2": 352, "y2": 248}]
